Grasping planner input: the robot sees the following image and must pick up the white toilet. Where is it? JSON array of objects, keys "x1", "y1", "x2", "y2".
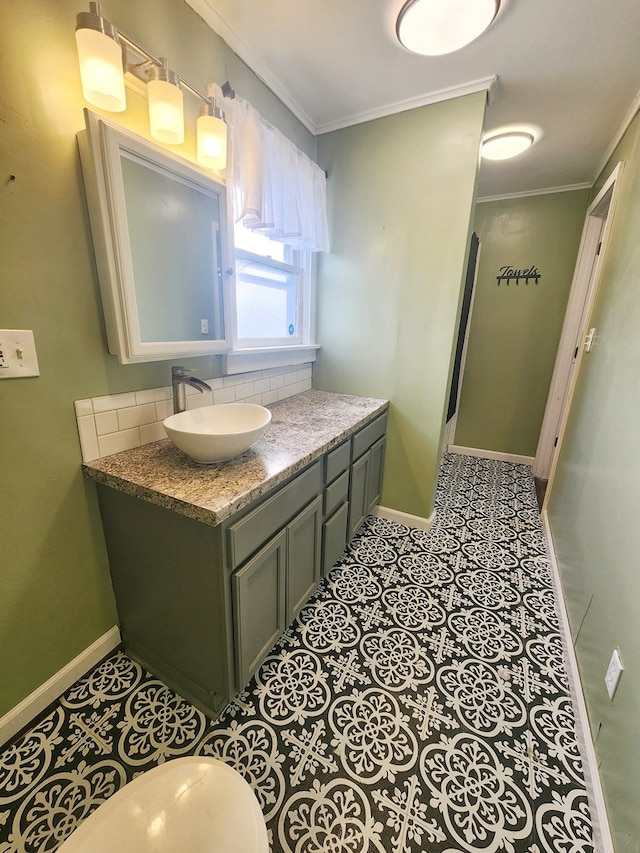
[{"x1": 58, "y1": 757, "x2": 269, "y2": 852}]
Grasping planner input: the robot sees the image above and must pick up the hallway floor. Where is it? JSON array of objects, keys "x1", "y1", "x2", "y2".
[{"x1": 0, "y1": 454, "x2": 595, "y2": 852}]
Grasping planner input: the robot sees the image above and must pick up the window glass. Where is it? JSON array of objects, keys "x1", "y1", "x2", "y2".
[
  {"x1": 233, "y1": 223, "x2": 303, "y2": 345},
  {"x1": 235, "y1": 257, "x2": 299, "y2": 340}
]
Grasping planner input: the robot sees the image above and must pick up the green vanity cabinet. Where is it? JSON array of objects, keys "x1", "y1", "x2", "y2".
[
  {"x1": 232, "y1": 529, "x2": 287, "y2": 690},
  {"x1": 348, "y1": 413, "x2": 387, "y2": 539},
  {"x1": 92, "y1": 404, "x2": 387, "y2": 719},
  {"x1": 95, "y1": 485, "x2": 234, "y2": 715},
  {"x1": 229, "y1": 477, "x2": 323, "y2": 688},
  {"x1": 322, "y1": 440, "x2": 351, "y2": 576}
]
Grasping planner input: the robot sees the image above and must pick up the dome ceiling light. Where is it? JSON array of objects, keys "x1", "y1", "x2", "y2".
[
  {"x1": 396, "y1": 0, "x2": 501, "y2": 56},
  {"x1": 482, "y1": 131, "x2": 535, "y2": 161}
]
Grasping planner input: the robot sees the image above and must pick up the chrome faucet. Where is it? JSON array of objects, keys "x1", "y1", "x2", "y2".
[{"x1": 171, "y1": 366, "x2": 211, "y2": 414}]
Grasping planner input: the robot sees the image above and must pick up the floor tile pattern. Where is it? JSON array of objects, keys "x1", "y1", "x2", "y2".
[{"x1": 0, "y1": 454, "x2": 595, "y2": 852}]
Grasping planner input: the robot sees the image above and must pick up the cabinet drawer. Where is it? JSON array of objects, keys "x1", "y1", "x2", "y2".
[
  {"x1": 352, "y1": 412, "x2": 388, "y2": 460},
  {"x1": 227, "y1": 460, "x2": 323, "y2": 568},
  {"x1": 325, "y1": 440, "x2": 351, "y2": 483},
  {"x1": 324, "y1": 469, "x2": 349, "y2": 518}
]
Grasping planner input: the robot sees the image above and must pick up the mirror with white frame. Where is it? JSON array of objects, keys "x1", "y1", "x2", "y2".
[{"x1": 78, "y1": 110, "x2": 232, "y2": 363}]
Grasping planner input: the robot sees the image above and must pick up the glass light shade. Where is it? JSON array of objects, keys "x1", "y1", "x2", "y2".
[
  {"x1": 482, "y1": 131, "x2": 534, "y2": 160},
  {"x1": 397, "y1": 0, "x2": 499, "y2": 56},
  {"x1": 75, "y1": 26, "x2": 126, "y2": 111},
  {"x1": 148, "y1": 78, "x2": 184, "y2": 145},
  {"x1": 197, "y1": 113, "x2": 227, "y2": 171}
]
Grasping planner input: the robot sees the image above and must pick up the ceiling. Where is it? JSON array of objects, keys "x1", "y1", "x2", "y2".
[{"x1": 186, "y1": 0, "x2": 640, "y2": 198}]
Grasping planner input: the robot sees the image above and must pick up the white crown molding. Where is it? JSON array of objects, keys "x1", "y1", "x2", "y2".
[
  {"x1": 184, "y1": 1, "x2": 496, "y2": 138},
  {"x1": 317, "y1": 76, "x2": 498, "y2": 135},
  {"x1": 592, "y1": 87, "x2": 640, "y2": 183},
  {"x1": 477, "y1": 182, "x2": 592, "y2": 203},
  {"x1": 184, "y1": 0, "x2": 318, "y2": 134}
]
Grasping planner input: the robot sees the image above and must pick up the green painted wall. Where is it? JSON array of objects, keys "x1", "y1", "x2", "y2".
[
  {"x1": 315, "y1": 94, "x2": 486, "y2": 519},
  {"x1": 0, "y1": 0, "x2": 315, "y2": 717},
  {"x1": 546, "y1": 112, "x2": 640, "y2": 853},
  {"x1": 454, "y1": 190, "x2": 589, "y2": 457}
]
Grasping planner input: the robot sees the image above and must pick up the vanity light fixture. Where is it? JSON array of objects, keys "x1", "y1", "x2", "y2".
[
  {"x1": 75, "y1": 3, "x2": 230, "y2": 167},
  {"x1": 482, "y1": 130, "x2": 535, "y2": 160},
  {"x1": 148, "y1": 58, "x2": 184, "y2": 145},
  {"x1": 75, "y1": 3, "x2": 126, "y2": 111},
  {"x1": 396, "y1": 0, "x2": 500, "y2": 56},
  {"x1": 197, "y1": 99, "x2": 228, "y2": 171}
]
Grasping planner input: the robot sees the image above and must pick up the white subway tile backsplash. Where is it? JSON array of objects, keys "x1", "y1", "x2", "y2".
[
  {"x1": 75, "y1": 364, "x2": 313, "y2": 463},
  {"x1": 234, "y1": 382, "x2": 254, "y2": 400},
  {"x1": 155, "y1": 399, "x2": 173, "y2": 421},
  {"x1": 77, "y1": 415, "x2": 100, "y2": 462},
  {"x1": 97, "y1": 427, "x2": 140, "y2": 458},
  {"x1": 74, "y1": 399, "x2": 94, "y2": 417},
  {"x1": 252, "y1": 378, "x2": 271, "y2": 395},
  {"x1": 93, "y1": 392, "x2": 137, "y2": 413},
  {"x1": 187, "y1": 392, "x2": 214, "y2": 410},
  {"x1": 135, "y1": 387, "x2": 170, "y2": 405},
  {"x1": 95, "y1": 410, "x2": 119, "y2": 436},
  {"x1": 117, "y1": 403, "x2": 158, "y2": 430},
  {"x1": 213, "y1": 386, "x2": 236, "y2": 405},
  {"x1": 140, "y1": 421, "x2": 167, "y2": 444}
]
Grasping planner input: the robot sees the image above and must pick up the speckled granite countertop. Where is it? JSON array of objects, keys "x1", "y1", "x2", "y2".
[{"x1": 82, "y1": 389, "x2": 388, "y2": 527}]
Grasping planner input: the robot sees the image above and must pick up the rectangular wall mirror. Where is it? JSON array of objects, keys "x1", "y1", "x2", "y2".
[{"x1": 78, "y1": 110, "x2": 232, "y2": 363}]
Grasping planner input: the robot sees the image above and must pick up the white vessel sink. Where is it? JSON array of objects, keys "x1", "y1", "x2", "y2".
[{"x1": 163, "y1": 403, "x2": 271, "y2": 464}]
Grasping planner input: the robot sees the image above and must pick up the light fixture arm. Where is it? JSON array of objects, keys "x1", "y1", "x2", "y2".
[
  {"x1": 76, "y1": 3, "x2": 234, "y2": 163},
  {"x1": 77, "y1": 2, "x2": 235, "y2": 111}
]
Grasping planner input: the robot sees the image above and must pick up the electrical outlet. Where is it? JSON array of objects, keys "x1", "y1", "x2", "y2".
[
  {"x1": 605, "y1": 648, "x2": 623, "y2": 699},
  {"x1": 200, "y1": 318, "x2": 209, "y2": 335}
]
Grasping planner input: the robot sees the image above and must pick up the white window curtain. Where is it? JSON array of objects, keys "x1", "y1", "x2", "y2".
[{"x1": 227, "y1": 96, "x2": 329, "y2": 252}]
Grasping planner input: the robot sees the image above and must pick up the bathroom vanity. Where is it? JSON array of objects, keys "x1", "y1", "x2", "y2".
[{"x1": 83, "y1": 390, "x2": 387, "y2": 717}]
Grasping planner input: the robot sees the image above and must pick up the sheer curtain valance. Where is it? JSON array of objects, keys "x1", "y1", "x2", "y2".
[{"x1": 228, "y1": 96, "x2": 329, "y2": 252}]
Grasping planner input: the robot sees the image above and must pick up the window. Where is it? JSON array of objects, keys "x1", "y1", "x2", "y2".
[{"x1": 224, "y1": 222, "x2": 318, "y2": 373}]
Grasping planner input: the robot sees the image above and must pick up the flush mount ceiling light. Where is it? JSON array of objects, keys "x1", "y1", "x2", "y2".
[
  {"x1": 75, "y1": 3, "x2": 232, "y2": 168},
  {"x1": 482, "y1": 130, "x2": 535, "y2": 160},
  {"x1": 396, "y1": 0, "x2": 500, "y2": 56}
]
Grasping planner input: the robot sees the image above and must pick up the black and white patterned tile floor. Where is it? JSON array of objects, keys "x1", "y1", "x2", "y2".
[{"x1": 0, "y1": 454, "x2": 595, "y2": 852}]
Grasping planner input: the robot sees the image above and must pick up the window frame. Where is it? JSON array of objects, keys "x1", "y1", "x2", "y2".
[{"x1": 222, "y1": 232, "x2": 319, "y2": 375}]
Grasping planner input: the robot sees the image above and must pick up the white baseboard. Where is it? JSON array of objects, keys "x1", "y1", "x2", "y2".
[
  {"x1": 0, "y1": 626, "x2": 121, "y2": 748},
  {"x1": 374, "y1": 505, "x2": 432, "y2": 532},
  {"x1": 541, "y1": 511, "x2": 614, "y2": 853},
  {"x1": 448, "y1": 445, "x2": 535, "y2": 466}
]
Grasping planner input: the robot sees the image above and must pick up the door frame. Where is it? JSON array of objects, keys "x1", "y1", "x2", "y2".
[
  {"x1": 443, "y1": 236, "x2": 482, "y2": 451},
  {"x1": 535, "y1": 162, "x2": 624, "y2": 485}
]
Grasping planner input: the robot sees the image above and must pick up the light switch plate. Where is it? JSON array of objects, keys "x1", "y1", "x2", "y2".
[
  {"x1": 605, "y1": 648, "x2": 623, "y2": 699},
  {"x1": 0, "y1": 330, "x2": 40, "y2": 378}
]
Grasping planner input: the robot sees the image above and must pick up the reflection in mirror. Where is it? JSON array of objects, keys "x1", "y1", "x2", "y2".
[
  {"x1": 78, "y1": 110, "x2": 231, "y2": 364},
  {"x1": 120, "y1": 154, "x2": 224, "y2": 343}
]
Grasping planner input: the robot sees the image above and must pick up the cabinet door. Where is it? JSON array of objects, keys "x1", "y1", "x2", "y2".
[
  {"x1": 348, "y1": 452, "x2": 370, "y2": 539},
  {"x1": 322, "y1": 500, "x2": 349, "y2": 577},
  {"x1": 287, "y1": 495, "x2": 323, "y2": 622},
  {"x1": 232, "y1": 529, "x2": 287, "y2": 689},
  {"x1": 366, "y1": 436, "x2": 386, "y2": 512}
]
